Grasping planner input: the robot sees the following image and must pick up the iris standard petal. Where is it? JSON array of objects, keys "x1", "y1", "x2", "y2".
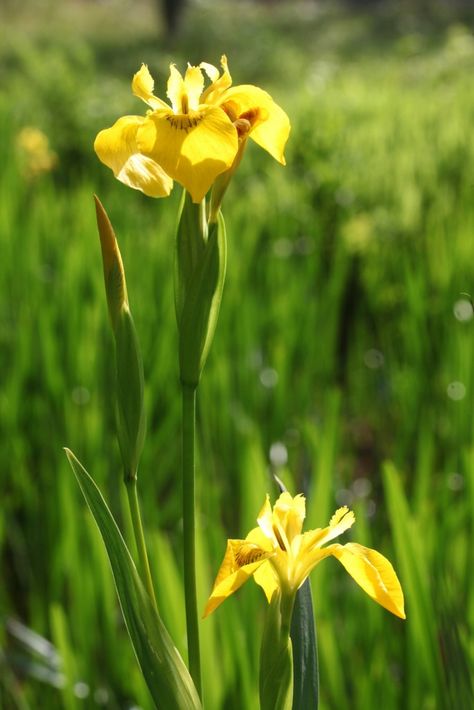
[
  {"x1": 199, "y1": 61, "x2": 219, "y2": 84},
  {"x1": 303, "y1": 506, "x2": 356, "y2": 552},
  {"x1": 257, "y1": 495, "x2": 276, "y2": 542},
  {"x1": 200, "y1": 55, "x2": 233, "y2": 105},
  {"x1": 94, "y1": 116, "x2": 173, "y2": 198},
  {"x1": 167, "y1": 64, "x2": 186, "y2": 113},
  {"x1": 137, "y1": 108, "x2": 238, "y2": 202},
  {"x1": 221, "y1": 84, "x2": 290, "y2": 164},
  {"x1": 331, "y1": 542, "x2": 406, "y2": 619},
  {"x1": 132, "y1": 65, "x2": 169, "y2": 109},
  {"x1": 273, "y1": 492, "x2": 306, "y2": 543},
  {"x1": 184, "y1": 65, "x2": 205, "y2": 111},
  {"x1": 203, "y1": 539, "x2": 272, "y2": 617}
]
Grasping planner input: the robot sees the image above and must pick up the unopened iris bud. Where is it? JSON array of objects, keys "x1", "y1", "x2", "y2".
[
  {"x1": 94, "y1": 196, "x2": 146, "y2": 480},
  {"x1": 94, "y1": 195, "x2": 128, "y2": 329}
]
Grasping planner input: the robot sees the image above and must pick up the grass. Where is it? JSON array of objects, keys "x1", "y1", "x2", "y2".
[{"x1": 1, "y1": 1, "x2": 474, "y2": 708}]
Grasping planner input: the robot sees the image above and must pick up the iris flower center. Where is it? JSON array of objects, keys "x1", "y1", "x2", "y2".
[{"x1": 165, "y1": 113, "x2": 204, "y2": 133}]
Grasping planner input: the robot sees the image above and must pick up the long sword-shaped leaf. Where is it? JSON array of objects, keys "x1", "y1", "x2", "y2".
[
  {"x1": 65, "y1": 449, "x2": 201, "y2": 710},
  {"x1": 290, "y1": 579, "x2": 319, "y2": 710}
]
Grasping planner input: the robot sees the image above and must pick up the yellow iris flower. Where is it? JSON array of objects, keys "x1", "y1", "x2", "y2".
[
  {"x1": 94, "y1": 56, "x2": 290, "y2": 203},
  {"x1": 204, "y1": 492, "x2": 405, "y2": 619}
]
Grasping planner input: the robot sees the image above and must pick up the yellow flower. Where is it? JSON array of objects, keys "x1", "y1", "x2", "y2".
[
  {"x1": 94, "y1": 56, "x2": 290, "y2": 203},
  {"x1": 204, "y1": 492, "x2": 405, "y2": 619},
  {"x1": 16, "y1": 127, "x2": 57, "y2": 178}
]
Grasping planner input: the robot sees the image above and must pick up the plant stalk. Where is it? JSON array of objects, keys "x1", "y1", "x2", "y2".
[
  {"x1": 181, "y1": 384, "x2": 202, "y2": 697},
  {"x1": 125, "y1": 476, "x2": 157, "y2": 610}
]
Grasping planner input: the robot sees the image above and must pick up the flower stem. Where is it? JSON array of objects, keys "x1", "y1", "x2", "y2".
[
  {"x1": 125, "y1": 476, "x2": 157, "y2": 610},
  {"x1": 182, "y1": 384, "x2": 202, "y2": 697}
]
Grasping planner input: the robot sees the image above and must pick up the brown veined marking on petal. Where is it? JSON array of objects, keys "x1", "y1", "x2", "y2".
[
  {"x1": 234, "y1": 542, "x2": 268, "y2": 568},
  {"x1": 165, "y1": 113, "x2": 203, "y2": 134}
]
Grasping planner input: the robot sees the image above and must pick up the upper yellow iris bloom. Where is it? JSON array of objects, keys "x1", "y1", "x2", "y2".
[
  {"x1": 204, "y1": 492, "x2": 405, "y2": 619},
  {"x1": 94, "y1": 56, "x2": 290, "y2": 203}
]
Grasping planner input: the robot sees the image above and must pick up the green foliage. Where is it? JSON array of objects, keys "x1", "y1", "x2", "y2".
[
  {"x1": 65, "y1": 449, "x2": 201, "y2": 709},
  {"x1": 1, "y1": 2, "x2": 473, "y2": 709}
]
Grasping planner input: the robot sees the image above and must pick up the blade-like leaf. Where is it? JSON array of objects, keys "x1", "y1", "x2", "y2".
[
  {"x1": 65, "y1": 448, "x2": 201, "y2": 710},
  {"x1": 290, "y1": 579, "x2": 319, "y2": 710}
]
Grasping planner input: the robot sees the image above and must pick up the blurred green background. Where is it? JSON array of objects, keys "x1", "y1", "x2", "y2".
[{"x1": 1, "y1": 0, "x2": 473, "y2": 708}]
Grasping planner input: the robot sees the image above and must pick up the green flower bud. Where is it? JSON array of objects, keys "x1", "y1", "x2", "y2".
[{"x1": 94, "y1": 196, "x2": 146, "y2": 480}]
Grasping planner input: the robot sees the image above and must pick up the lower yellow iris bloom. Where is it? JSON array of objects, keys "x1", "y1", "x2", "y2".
[
  {"x1": 204, "y1": 492, "x2": 405, "y2": 619},
  {"x1": 94, "y1": 56, "x2": 290, "y2": 203}
]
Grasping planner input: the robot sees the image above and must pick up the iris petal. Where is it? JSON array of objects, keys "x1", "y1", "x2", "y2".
[
  {"x1": 301, "y1": 507, "x2": 356, "y2": 552},
  {"x1": 221, "y1": 84, "x2": 290, "y2": 164},
  {"x1": 200, "y1": 55, "x2": 233, "y2": 105},
  {"x1": 273, "y1": 492, "x2": 306, "y2": 543},
  {"x1": 184, "y1": 65, "x2": 205, "y2": 111},
  {"x1": 167, "y1": 64, "x2": 186, "y2": 113},
  {"x1": 94, "y1": 116, "x2": 173, "y2": 198},
  {"x1": 132, "y1": 65, "x2": 169, "y2": 110},
  {"x1": 203, "y1": 539, "x2": 271, "y2": 617},
  {"x1": 331, "y1": 542, "x2": 406, "y2": 619},
  {"x1": 253, "y1": 560, "x2": 279, "y2": 602},
  {"x1": 137, "y1": 108, "x2": 238, "y2": 202}
]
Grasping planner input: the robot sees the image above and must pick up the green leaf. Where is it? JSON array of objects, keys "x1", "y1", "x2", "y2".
[
  {"x1": 383, "y1": 462, "x2": 447, "y2": 708},
  {"x1": 65, "y1": 449, "x2": 201, "y2": 710},
  {"x1": 290, "y1": 579, "x2": 319, "y2": 710}
]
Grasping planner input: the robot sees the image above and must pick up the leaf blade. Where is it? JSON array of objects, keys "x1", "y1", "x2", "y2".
[{"x1": 65, "y1": 448, "x2": 201, "y2": 710}]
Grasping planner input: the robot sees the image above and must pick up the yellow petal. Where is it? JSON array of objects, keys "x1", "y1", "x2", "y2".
[
  {"x1": 292, "y1": 535, "x2": 336, "y2": 588},
  {"x1": 203, "y1": 539, "x2": 271, "y2": 617},
  {"x1": 331, "y1": 542, "x2": 406, "y2": 619},
  {"x1": 253, "y1": 560, "x2": 279, "y2": 602},
  {"x1": 137, "y1": 108, "x2": 238, "y2": 203},
  {"x1": 184, "y1": 65, "x2": 204, "y2": 111},
  {"x1": 200, "y1": 55, "x2": 233, "y2": 105},
  {"x1": 132, "y1": 64, "x2": 169, "y2": 110},
  {"x1": 94, "y1": 116, "x2": 173, "y2": 198},
  {"x1": 306, "y1": 506, "x2": 356, "y2": 551},
  {"x1": 200, "y1": 61, "x2": 219, "y2": 83},
  {"x1": 221, "y1": 84, "x2": 290, "y2": 164},
  {"x1": 167, "y1": 64, "x2": 186, "y2": 113},
  {"x1": 257, "y1": 494, "x2": 276, "y2": 543},
  {"x1": 273, "y1": 492, "x2": 306, "y2": 544}
]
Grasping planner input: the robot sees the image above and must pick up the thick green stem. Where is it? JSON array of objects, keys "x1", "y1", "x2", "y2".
[
  {"x1": 182, "y1": 385, "x2": 202, "y2": 697},
  {"x1": 125, "y1": 477, "x2": 157, "y2": 610}
]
